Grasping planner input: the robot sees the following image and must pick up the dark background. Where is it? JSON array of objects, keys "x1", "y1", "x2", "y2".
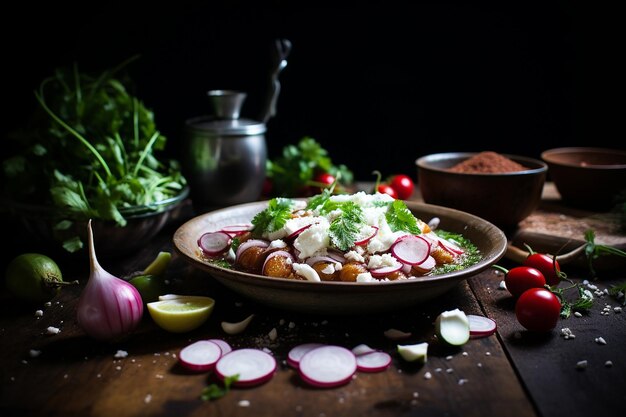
[{"x1": 1, "y1": 2, "x2": 622, "y2": 181}]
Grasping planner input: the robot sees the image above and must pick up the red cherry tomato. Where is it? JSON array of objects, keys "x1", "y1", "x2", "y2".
[
  {"x1": 524, "y1": 253, "x2": 562, "y2": 286},
  {"x1": 377, "y1": 183, "x2": 398, "y2": 199},
  {"x1": 389, "y1": 174, "x2": 415, "y2": 200},
  {"x1": 504, "y1": 266, "x2": 546, "y2": 298},
  {"x1": 515, "y1": 288, "x2": 561, "y2": 332}
]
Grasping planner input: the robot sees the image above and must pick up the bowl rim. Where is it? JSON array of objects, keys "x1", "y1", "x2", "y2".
[
  {"x1": 541, "y1": 147, "x2": 626, "y2": 169},
  {"x1": 415, "y1": 152, "x2": 548, "y2": 176}
]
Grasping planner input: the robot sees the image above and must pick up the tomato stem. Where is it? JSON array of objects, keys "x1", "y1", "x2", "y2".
[{"x1": 491, "y1": 264, "x2": 509, "y2": 274}]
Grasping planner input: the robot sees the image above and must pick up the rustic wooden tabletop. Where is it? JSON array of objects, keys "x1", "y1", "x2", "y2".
[{"x1": 1, "y1": 184, "x2": 624, "y2": 417}]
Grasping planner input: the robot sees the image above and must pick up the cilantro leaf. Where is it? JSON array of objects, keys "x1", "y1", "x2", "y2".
[
  {"x1": 329, "y1": 201, "x2": 364, "y2": 251},
  {"x1": 385, "y1": 200, "x2": 421, "y2": 234},
  {"x1": 200, "y1": 374, "x2": 239, "y2": 401},
  {"x1": 306, "y1": 188, "x2": 332, "y2": 211},
  {"x1": 251, "y1": 198, "x2": 294, "y2": 236}
]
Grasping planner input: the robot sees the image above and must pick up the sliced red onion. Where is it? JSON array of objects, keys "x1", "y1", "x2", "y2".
[
  {"x1": 287, "y1": 343, "x2": 326, "y2": 368},
  {"x1": 355, "y1": 351, "x2": 392, "y2": 373},
  {"x1": 215, "y1": 349, "x2": 276, "y2": 387},
  {"x1": 207, "y1": 339, "x2": 232, "y2": 355},
  {"x1": 438, "y1": 238, "x2": 465, "y2": 255},
  {"x1": 298, "y1": 346, "x2": 357, "y2": 388},
  {"x1": 370, "y1": 263, "x2": 402, "y2": 278},
  {"x1": 262, "y1": 250, "x2": 294, "y2": 275},
  {"x1": 327, "y1": 250, "x2": 347, "y2": 264},
  {"x1": 235, "y1": 239, "x2": 269, "y2": 260},
  {"x1": 391, "y1": 235, "x2": 430, "y2": 265},
  {"x1": 220, "y1": 224, "x2": 253, "y2": 237},
  {"x1": 178, "y1": 340, "x2": 222, "y2": 372},
  {"x1": 197, "y1": 231, "x2": 232, "y2": 256},
  {"x1": 286, "y1": 223, "x2": 313, "y2": 240},
  {"x1": 305, "y1": 256, "x2": 341, "y2": 267}
]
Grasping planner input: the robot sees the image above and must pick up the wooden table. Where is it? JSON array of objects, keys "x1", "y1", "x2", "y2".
[{"x1": 1, "y1": 185, "x2": 624, "y2": 417}]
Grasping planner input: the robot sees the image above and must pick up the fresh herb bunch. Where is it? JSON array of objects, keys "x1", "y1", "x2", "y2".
[
  {"x1": 2, "y1": 58, "x2": 186, "y2": 251},
  {"x1": 266, "y1": 137, "x2": 353, "y2": 197}
]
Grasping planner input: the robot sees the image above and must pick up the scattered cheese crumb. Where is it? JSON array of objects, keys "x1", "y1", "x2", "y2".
[
  {"x1": 446, "y1": 368, "x2": 454, "y2": 374},
  {"x1": 268, "y1": 328, "x2": 278, "y2": 341},
  {"x1": 97, "y1": 374, "x2": 102, "y2": 378},
  {"x1": 412, "y1": 392, "x2": 419, "y2": 398},
  {"x1": 29, "y1": 349, "x2": 42, "y2": 358},
  {"x1": 144, "y1": 394, "x2": 152, "y2": 404},
  {"x1": 561, "y1": 328, "x2": 576, "y2": 340},
  {"x1": 115, "y1": 366, "x2": 122, "y2": 371},
  {"x1": 605, "y1": 360, "x2": 613, "y2": 367},
  {"x1": 462, "y1": 352, "x2": 468, "y2": 357},
  {"x1": 477, "y1": 363, "x2": 483, "y2": 368},
  {"x1": 238, "y1": 400, "x2": 251, "y2": 407},
  {"x1": 424, "y1": 372, "x2": 432, "y2": 380},
  {"x1": 574, "y1": 312, "x2": 583, "y2": 318},
  {"x1": 498, "y1": 280, "x2": 507, "y2": 290},
  {"x1": 114, "y1": 350, "x2": 129, "y2": 358},
  {"x1": 44, "y1": 302, "x2": 52, "y2": 307},
  {"x1": 445, "y1": 355, "x2": 453, "y2": 361},
  {"x1": 434, "y1": 368, "x2": 442, "y2": 373},
  {"x1": 46, "y1": 326, "x2": 61, "y2": 335},
  {"x1": 576, "y1": 360, "x2": 587, "y2": 370},
  {"x1": 155, "y1": 374, "x2": 164, "y2": 379},
  {"x1": 614, "y1": 307, "x2": 622, "y2": 313},
  {"x1": 34, "y1": 310, "x2": 43, "y2": 318},
  {"x1": 485, "y1": 352, "x2": 491, "y2": 356},
  {"x1": 458, "y1": 378, "x2": 468, "y2": 385},
  {"x1": 63, "y1": 374, "x2": 68, "y2": 379},
  {"x1": 288, "y1": 322, "x2": 296, "y2": 329},
  {"x1": 595, "y1": 337, "x2": 607, "y2": 345}
]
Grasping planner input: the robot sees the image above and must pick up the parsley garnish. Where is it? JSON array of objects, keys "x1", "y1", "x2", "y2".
[
  {"x1": 329, "y1": 201, "x2": 365, "y2": 251},
  {"x1": 385, "y1": 200, "x2": 421, "y2": 235},
  {"x1": 306, "y1": 188, "x2": 332, "y2": 211},
  {"x1": 200, "y1": 374, "x2": 239, "y2": 401},
  {"x1": 251, "y1": 198, "x2": 294, "y2": 236}
]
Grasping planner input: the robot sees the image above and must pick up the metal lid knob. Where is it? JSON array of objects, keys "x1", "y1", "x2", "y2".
[{"x1": 207, "y1": 90, "x2": 247, "y2": 120}]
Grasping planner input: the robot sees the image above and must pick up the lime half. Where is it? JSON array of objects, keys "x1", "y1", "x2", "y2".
[{"x1": 147, "y1": 295, "x2": 215, "y2": 333}]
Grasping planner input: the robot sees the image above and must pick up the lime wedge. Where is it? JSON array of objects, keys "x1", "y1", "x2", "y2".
[{"x1": 147, "y1": 295, "x2": 215, "y2": 333}]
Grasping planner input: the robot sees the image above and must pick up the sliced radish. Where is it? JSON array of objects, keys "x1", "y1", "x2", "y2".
[
  {"x1": 400, "y1": 262, "x2": 412, "y2": 274},
  {"x1": 327, "y1": 250, "x2": 347, "y2": 264},
  {"x1": 420, "y1": 232, "x2": 440, "y2": 253},
  {"x1": 178, "y1": 340, "x2": 222, "y2": 372},
  {"x1": 262, "y1": 251, "x2": 294, "y2": 275},
  {"x1": 411, "y1": 256, "x2": 436, "y2": 274},
  {"x1": 286, "y1": 224, "x2": 313, "y2": 240},
  {"x1": 351, "y1": 344, "x2": 376, "y2": 356},
  {"x1": 305, "y1": 256, "x2": 341, "y2": 267},
  {"x1": 370, "y1": 262, "x2": 402, "y2": 278},
  {"x1": 197, "y1": 231, "x2": 232, "y2": 256},
  {"x1": 221, "y1": 224, "x2": 253, "y2": 236},
  {"x1": 391, "y1": 235, "x2": 430, "y2": 265},
  {"x1": 468, "y1": 315, "x2": 497, "y2": 338},
  {"x1": 215, "y1": 349, "x2": 276, "y2": 387},
  {"x1": 438, "y1": 238, "x2": 465, "y2": 255},
  {"x1": 354, "y1": 226, "x2": 379, "y2": 246},
  {"x1": 207, "y1": 339, "x2": 232, "y2": 355},
  {"x1": 383, "y1": 328, "x2": 412, "y2": 340},
  {"x1": 299, "y1": 346, "x2": 357, "y2": 388},
  {"x1": 355, "y1": 351, "x2": 392, "y2": 373},
  {"x1": 287, "y1": 343, "x2": 326, "y2": 368},
  {"x1": 235, "y1": 239, "x2": 269, "y2": 260}
]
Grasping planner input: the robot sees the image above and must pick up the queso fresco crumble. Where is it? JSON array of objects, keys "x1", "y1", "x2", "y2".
[{"x1": 197, "y1": 191, "x2": 480, "y2": 282}]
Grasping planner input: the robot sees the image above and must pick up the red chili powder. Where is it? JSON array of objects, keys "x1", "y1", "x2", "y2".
[{"x1": 449, "y1": 151, "x2": 527, "y2": 173}]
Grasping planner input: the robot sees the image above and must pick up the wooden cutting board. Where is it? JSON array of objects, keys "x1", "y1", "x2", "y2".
[{"x1": 507, "y1": 184, "x2": 626, "y2": 272}]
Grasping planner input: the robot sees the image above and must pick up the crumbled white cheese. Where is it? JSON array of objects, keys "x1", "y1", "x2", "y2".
[
  {"x1": 34, "y1": 310, "x2": 43, "y2": 318},
  {"x1": 321, "y1": 264, "x2": 336, "y2": 275},
  {"x1": 424, "y1": 372, "x2": 432, "y2": 380},
  {"x1": 292, "y1": 263, "x2": 321, "y2": 282},
  {"x1": 356, "y1": 272, "x2": 376, "y2": 282},
  {"x1": 114, "y1": 350, "x2": 129, "y2": 358},
  {"x1": 344, "y1": 250, "x2": 365, "y2": 263},
  {"x1": 605, "y1": 360, "x2": 613, "y2": 367},
  {"x1": 268, "y1": 328, "x2": 278, "y2": 341},
  {"x1": 498, "y1": 281, "x2": 507, "y2": 290},
  {"x1": 293, "y1": 222, "x2": 330, "y2": 259},
  {"x1": 576, "y1": 360, "x2": 587, "y2": 370},
  {"x1": 46, "y1": 326, "x2": 61, "y2": 335},
  {"x1": 144, "y1": 394, "x2": 152, "y2": 404},
  {"x1": 367, "y1": 253, "x2": 398, "y2": 270},
  {"x1": 595, "y1": 337, "x2": 607, "y2": 345},
  {"x1": 238, "y1": 400, "x2": 251, "y2": 407},
  {"x1": 574, "y1": 311, "x2": 583, "y2": 318},
  {"x1": 29, "y1": 349, "x2": 42, "y2": 358}
]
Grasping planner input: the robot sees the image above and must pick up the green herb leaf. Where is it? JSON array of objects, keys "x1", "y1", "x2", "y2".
[
  {"x1": 251, "y1": 198, "x2": 294, "y2": 236},
  {"x1": 200, "y1": 374, "x2": 239, "y2": 401},
  {"x1": 385, "y1": 200, "x2": 421, "y2": 234},
  {"x1": 329, "y1": 201, "x2": 364, "y2": 251},
  {"x1": 608, "y1": 281, "x2": 626, "y2": 306},
  {"x1": 306, "y1": 188, "x2": 332, "y2": 211}
]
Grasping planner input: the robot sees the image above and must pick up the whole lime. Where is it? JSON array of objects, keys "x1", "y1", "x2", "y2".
[{"x1": 5, "y1": 253, "x2": 64, "y2": 303}]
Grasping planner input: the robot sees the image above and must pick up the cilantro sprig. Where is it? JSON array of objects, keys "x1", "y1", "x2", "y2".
[
  {"x1": 200, "y1": 375, "x2": 239, "y2": 401},
  {"x1": 329, "y1": 201, "x2": 365, "y2": 251},
  {"x1": 251, "y1": 198, "x2": 294, "y2": 236},
  {"x1": 385, "y1": 200, "x2": 421, "y2": 235}
]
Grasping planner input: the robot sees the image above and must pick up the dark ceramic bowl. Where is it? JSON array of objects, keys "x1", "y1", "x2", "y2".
[
  {"x1": 416, "y1": 153, "x2": 547, "y2": 229},
  {"x1": 541, "y1": 147, "x2": 626, "y2": 211}
]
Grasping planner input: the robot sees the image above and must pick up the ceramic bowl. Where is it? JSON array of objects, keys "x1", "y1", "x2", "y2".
[
  {"x1": 173, "y1": 199, "x2": 507, "y2": 315},
  {"x1": 416, "y1": 152, "x2": 547, "y2": 229},
  {"x1": 541, "y1": 147, "x2": 626, "y2": 211}
]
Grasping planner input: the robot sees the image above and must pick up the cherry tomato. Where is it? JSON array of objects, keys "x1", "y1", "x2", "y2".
[
  {"x1": 504, "y1": 266, "x2": 546, "y2": 298},
  {"x1": 515, "y1": 288, "x2": 561, "y2": 332},
  {"x1": 524, "y1": 253, "x2": 562, "y2": 286},
  {"x1": 314, "y1": 172, "x2": 336, "y2": 187},
  {"x1": 377, "y1": 183, "x2": 398, "y2": 199},
  {"x1": 390, "y1": 174, "x2": 415, "y2": 200}
]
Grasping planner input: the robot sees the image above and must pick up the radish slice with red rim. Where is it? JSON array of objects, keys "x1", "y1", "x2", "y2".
[
  {"x1": 286, "y1": 224, "x2": 313, "y2": 240},
  {"x1": 198, "y1": 232, "x2": 232, "y2": 256},
  {"x1": 354, "y1": 226, "x2": 379, "y2": 246},
  {"x1": 221, "y1": 224, "x2": 253, "y2": 236},
  {"x1": 235, "y1": 239, "x2": 269, "y2": 260},
  {"x1": 299, "y1": 345, "x2": 357, "y2": 388},
  {"x1": 215, "y1": 348, "x2": 276, "y2": 387},
  {"x1": 438, "y1": 238, "x2": 465, "y2": 255},
  {"x1": 327, "y1": 250, "x2": 347, "y2": 264},
  {"x1": 287, "y1": 343, "x2": 326, "y2": 368},
  {"x1": 412, "y1": 256, "x2": 436, "y2": 274},
  {"x1": 370, "y1": 263, "x2": 402, "y2": 278},
  {"x1": 262, "y1": 251, "x2": 294, "y2": 274},
  {"x1": 207, "y1": 338, "x2": 232, "y2": 355},
  {"x1": 351, "y1": 344, "x2": 376, "y2": 356},
  {"x1": 178, "y1": 340, "x2": 222, "y2": 372},
  {"x1": 355, "y1": 351, "x2": 392, "y2": 373},
  {"x1": 391, "y1": 235, "x2": 430, "y2": 265},
  {"x1": 468, "y1": 315, "x2": 497, "y2": 338}
]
